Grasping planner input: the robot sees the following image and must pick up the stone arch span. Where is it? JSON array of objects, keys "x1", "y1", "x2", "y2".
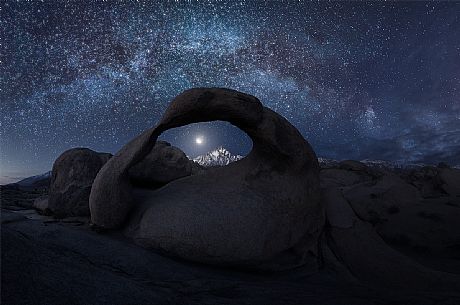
[{"x1": 89, "y1": 87, "x2": 323, "y2": 270}]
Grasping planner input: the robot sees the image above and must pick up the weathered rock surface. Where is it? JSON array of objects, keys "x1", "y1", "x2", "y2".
[
  {"x1": 49, "y1": 148, "x2": 112, "y2": 217},
  {"x1": 401, "y1": 166, "x2": 448, "y2": 198},
  {"x1": 320, "y1": 165, "x2": 460, "y2": 258},
  {"x1": 129, "y1": 141, "x2": 196, "y2": 188},
  {"x1": 342, "y1": 174, "x2": 420, "y2": 225},
  {"x1": 3, "y1": 156, "x2": 460, "y2": 304},
  {"x1": 90, "y1": 87, "x2": 323, "y2": 270},
  {"x1": 8, "y1": 209, "x2": 456, "y2": 305},
  {"x1": 323, "y1": 186, "x2": 460, "y2": 291}
]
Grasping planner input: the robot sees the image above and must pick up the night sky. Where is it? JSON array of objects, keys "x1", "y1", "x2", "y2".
[{"x1": 1, "y1": 1, "x2": 460, "y2": 183}]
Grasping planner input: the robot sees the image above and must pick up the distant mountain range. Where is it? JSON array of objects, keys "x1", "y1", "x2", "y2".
[
  {"x1": 317, "y1": 157, "x2": 428, "y2": 170},
  {"x1": 191, "y1": 148, "x2": 459, "y2": 170},
  {"x1": 4, "y1": 148, "x2": 459, "y2": 187},
  {"x1": 16, "y1": 171, "x2": 51, "y2": 186},
  {"x1": 192, "y1": 147, "x2": 243, "y2": 167},
  {"x1": 3, "y1": 171, "x2": 52, "y2": 189}
]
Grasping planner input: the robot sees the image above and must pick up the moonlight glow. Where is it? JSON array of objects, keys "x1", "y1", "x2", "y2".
[{"x1": 195, "y1": 136, "x2": 204, "y2": 145}]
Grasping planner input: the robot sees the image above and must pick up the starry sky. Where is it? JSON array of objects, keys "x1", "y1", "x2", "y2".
[{"x1": 1, "y1": 1, "x2": 460, "y2": 183}]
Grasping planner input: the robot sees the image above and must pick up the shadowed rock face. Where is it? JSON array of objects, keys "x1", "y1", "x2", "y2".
[
  {"x1": 49, "y1": 148, "x2": 112, "y2": 217},
  {"x1": 129, "y1": 141, "x2": 194, "y2": 188},
  {"x1": 324, "y1": 183, "x2": 460, "y2": 292},
  {"x1": 89, "y1": 87, "x2": 323, "y2": 270}
]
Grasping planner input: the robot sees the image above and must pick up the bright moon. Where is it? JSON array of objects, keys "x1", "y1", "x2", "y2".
[{"x1": 195, "y1": 136, "x2": 204, "y2": 145}]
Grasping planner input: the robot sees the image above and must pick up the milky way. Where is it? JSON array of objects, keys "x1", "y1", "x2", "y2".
[{"x1": 1, "y1": 1, "x2": 460, "y2": 182}]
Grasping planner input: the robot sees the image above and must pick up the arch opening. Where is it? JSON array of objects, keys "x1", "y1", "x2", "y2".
[
  {"x1": 129, "y1": 121, "x2": 253, "y2": 190},
  {"x1": 159, "y1": 121, "x2": 253, "y2": 160}
]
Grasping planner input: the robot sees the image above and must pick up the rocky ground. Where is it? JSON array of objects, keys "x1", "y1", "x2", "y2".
[
  {"x1": 3, "y1": 209, "x2": 459, "y2": 305},
  {"x1": 2, "y1": 159, "x2": 460, "y2": 305},
  {"x1": 320, "y1": 160, "x2": 460, "y2": 269},
  {"x1": 0, "y1": 186, "x2": 47, "y2": 210}
]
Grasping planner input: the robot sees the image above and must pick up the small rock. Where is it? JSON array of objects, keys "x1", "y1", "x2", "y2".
[{"x1": 33, "y1": 196, "x2": 51, "y2": 215}]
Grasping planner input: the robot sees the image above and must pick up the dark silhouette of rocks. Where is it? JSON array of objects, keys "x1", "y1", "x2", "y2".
[
  {"x1": 321, "y1": 160, "x2": 460, "y2": 291},
  {"x1": 338, "y1": 159, "x2": 368, "y2": 171},
  {"x1": 90, "y1": 88, "x2": 323, "y2": 270},
  {"x1": 129, "y1": 141, "x2": 197, "y2": 188},
  {"x1": 48, "y1": 148, "x2": 112, "y2": 217},
  {"x1": 324, "y1": 186, "x2": 460, "y2": 292},
  {"x1": 0, "y1": 185, "x2": 46, "y2": 209},
  {"x1": 438, "y1": 167, "x2": 460, "y2": 196}
]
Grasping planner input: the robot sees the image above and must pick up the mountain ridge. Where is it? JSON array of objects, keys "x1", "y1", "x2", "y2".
[
  {"x1": 192, "y1": 146, "x2": 243, "y2": 167},
  {"x1": 15, "y1": 171, "x2": 51, "y2": 187}
]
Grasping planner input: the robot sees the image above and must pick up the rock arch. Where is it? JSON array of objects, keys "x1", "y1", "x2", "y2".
[{"x1": 89, "y1": 87, "x2": 323, "y2": 270}]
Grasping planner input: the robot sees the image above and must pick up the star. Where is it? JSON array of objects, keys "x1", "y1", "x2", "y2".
[{"x1": 1, "y1": 1, "x2": 459, "y2": 183}]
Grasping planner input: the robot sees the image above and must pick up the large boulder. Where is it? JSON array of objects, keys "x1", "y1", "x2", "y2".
[
  {"x1": 129, "y1": 141, "x2": 196, "y2": 188},
  {"x1": 49, "y1": 148, "x2": 112, "y2": 217},
  {"x1": 90, "y1": 88, "x2": 323, "y2": 270}
]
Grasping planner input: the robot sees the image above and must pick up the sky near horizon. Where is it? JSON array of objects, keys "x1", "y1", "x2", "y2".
[{"x1": 1, "y1": 1, "x2": 460, "y2": 184}]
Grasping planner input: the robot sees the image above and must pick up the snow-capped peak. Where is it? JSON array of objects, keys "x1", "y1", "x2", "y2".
[
  {"x1": 15, "y1": 171, "x2": 51, "y2": 186},
  {"x1": 192, "y1": 147, "x2": 243, "y2": 167}
]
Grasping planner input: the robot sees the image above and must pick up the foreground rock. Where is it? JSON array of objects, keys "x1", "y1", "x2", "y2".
[
  {"x1": 90, "y1": 88, "x2": 323, "y2": 270},
  {"x1": 3, "y1": 157, "x2": 460, "y2": 303},
  {"x1": 320, "y1": 161, "x2": 460, "y2": 266},
  {"x1": 324, "y1": 185, "x2": 460, "y2": 292},
  {"x1": 48, "y1": 148, "x2": 112, "y2": 217},
  {"x1": 4, "y1": 209, "x2": 460, "y2": 305}
]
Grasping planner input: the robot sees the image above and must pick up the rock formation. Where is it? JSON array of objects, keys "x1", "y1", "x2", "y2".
[
  {"x1": 3, "y1": 117, "x2": 460, "y2": 302},
  {"x1": 90, "y1": 87, "x2": 323, "y2": 270},
  {"x1": 87, "y1": 87, "x2": 460, "y2": 291},
  {"x1": 48, "y1": 148, "x2": 112, "y2": 217},
  {"x1": 129, "y1": 141, "x2": 196, "y2": 188},
  {"x1": 322, "y1": 160, "x2": 460, "y2": 291}
]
